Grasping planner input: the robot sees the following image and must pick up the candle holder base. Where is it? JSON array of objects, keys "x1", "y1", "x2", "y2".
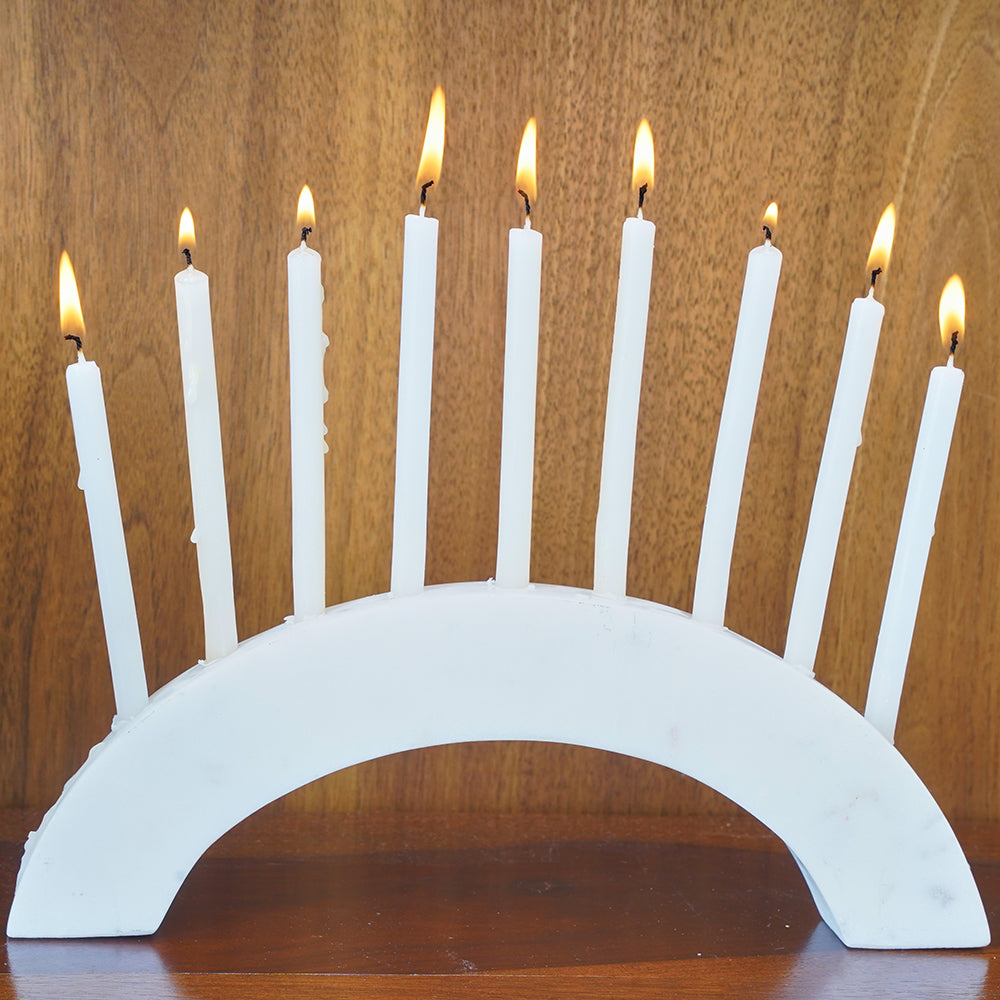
[{"x1": 6, "y1": 582, "x2": 989, "y2": 948}]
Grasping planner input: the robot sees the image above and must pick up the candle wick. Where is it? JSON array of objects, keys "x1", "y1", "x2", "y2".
[
  {"x1": 420, "y1": 180, "x2": 434, "y2": 207},
  {"x1": 762, "y1": 224, "x2": 773, "y2": 243},
  {"x1": 64, "y1": 334, "x2": 86, "y2": 361},
  {"x1": 870, "y1": 266, "x2": 882, "y2": 291},
  {"x1": 182, "y1": 247, "x2": 193, "y2": 267},
  {"x1": 637, "y1": 182, "x2": 648, "y2": 213},
  {"x1": 517, "y1": 188, "x2": 531, "y2": 221},
  {"x1": 300, "y1": 226, "x2": 312, "y2": 245},
  {"x1": 950, "y1": 330, "x2": 959, "y2": 356}
]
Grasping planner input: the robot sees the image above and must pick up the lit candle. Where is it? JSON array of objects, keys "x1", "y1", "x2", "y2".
[
  {"x1": 594, "y1": 119, "x2": 655, "y2": 597},
  {"x1": 60, "y1": 252, "x2": 148, "y2": 719},
  {"x1": 174, "y1": 208, "x2": 238, "y2": 660},
  {"x1": 693, "y1": 203, "x2": 782, "y2": 625},
  {"x1": 288, "y1": 185, "x2": 328, "y2": 618},
  {"x1": 865, "y1": 275, "x2": 966, "y2": 742},
  {"x1": 784, "y1": 205, "x2": 896, "y2": 675},
  {"x1": 496, "y1": 118, "x2": 542, "y2": 589},
  {"x1": 391, "y1": 86, "x2": 445, "y2": 596}
]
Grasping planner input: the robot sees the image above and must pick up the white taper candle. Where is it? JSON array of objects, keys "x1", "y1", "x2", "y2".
[
  {"x1": 594, "y1": 120, "x2": 656, "y2": 598},
  {"x1": 391, "y1": 86, "x2": 445, "y2": 596},
  {"x1": 865, "y1": 275, "x2": 966, "y2": 742},
  {"x1": 693, "y1": 204, "x2": 782, "y2": 625},
  {"x1": 60, "y1": 253, "x2": 147, "y2": 719},
  {"x1": 784, "y1": 205, "x2": 895, "y2": 675},
  {"x1": 174, "y1": 209, "x2": 238, "y2": 660},
  {"x1": 497, "y1": 118, "x2": 542, "y2": 588},
  {"x1": 288, "y1": 185, "x2": 328, "y2": 618}
]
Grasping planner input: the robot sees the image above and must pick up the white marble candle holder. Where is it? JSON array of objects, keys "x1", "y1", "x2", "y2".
[{"x1": 6, "y1": 582, "x2": 989, "y2": 948}]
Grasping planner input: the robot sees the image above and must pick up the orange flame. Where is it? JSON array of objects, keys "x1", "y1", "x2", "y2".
[
  {"x1": 938, "y1": 274, "x2": 965, "y2": 350},
  {"x1": 415, "y1": 86, "x2": 445, "y2": 190},
  {"x1": 59, "y1": 251, "x2": 85, "y2": 340},
  {"x1": 178, "y1": 207, "x2": 196, "y2": 253},
  {"x1": 297, "y1": 185, "x2": 315, "y2": 230},
  {"x1": 516, "y1": 118, "x2": 537, "y2": 205},
  {"x1": 866, "y1": 204, "x2": 895, "y2": 278},
  {"x1": 632, "y1": 119, "x2": 654, "y2": 191}
]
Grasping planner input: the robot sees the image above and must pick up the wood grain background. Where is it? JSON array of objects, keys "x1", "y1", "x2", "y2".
[{"x1": 2, "y1": 0, "x2": 999, "y2": 821}]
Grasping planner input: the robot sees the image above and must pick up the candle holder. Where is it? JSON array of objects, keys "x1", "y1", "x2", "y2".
[
  {"x1": 20, "y1": 187, "x2": 984, "y2": 953},
  {"x1": 6, "y1": 581, "x2": 989, "y2": 948}
]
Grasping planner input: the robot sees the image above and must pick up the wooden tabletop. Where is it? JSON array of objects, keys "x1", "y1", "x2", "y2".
[{"x1": 1, "y1": 807, "x2": 997, "y2": 998}]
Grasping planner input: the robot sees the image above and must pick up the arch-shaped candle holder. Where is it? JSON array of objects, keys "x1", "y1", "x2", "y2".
[{"x1": 6, "y1": 582, "x2": 989, "y2": 948}]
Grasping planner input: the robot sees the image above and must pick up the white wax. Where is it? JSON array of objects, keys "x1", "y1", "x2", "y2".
[
  {"x1": 784, "y1": 291, "x2": 884, "y2": 674},
  {"x1": 65, "y1": 356, "x2": 148, "y2": 718},
  {"x1": 391, "y1": 211, "x2": 439, "y2": 595},
  {"x1": 174, "y1": 265, "x2": 238, "y2": 660},
  {"x1": 865, "y1": 360, "x2": 964, "y2": 742},
  {"x1": 693, "y1": 240, "x2": 782, "y2": 625},
  {"x1": 593, "y1": 215, "x2": 655, "y2": 597},
  {"x1": 288, "y1": 242, "x2": 327, "y2": 618},
  {"x1": 496, "y1": 224, "x2": 543, "y2": 588}
]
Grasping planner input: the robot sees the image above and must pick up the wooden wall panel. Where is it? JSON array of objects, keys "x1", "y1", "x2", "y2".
[{"x1": 2, "y1": 0, "x2": 999, "y2": 820}]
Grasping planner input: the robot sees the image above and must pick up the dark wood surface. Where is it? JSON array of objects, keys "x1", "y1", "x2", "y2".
[
  {"x1": 1, "y1": 808, "x2": 998, "y2": 998},
  {"x1": 4, "y1": 0, "x2": 1000, "y2": 825}
]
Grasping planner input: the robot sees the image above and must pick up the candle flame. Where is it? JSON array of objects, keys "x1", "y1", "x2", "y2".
[
  {"x1": 516, "y1": 117, "x2": 537, "y2": 205},
  {"x1": 632, "y1": 119, "x2": 654, "y2": 192},
  {"x1": 297, "y1": 185, "x2": 315, "y2": 230},
  {"x1": 865, "y1": 203, "x2": 895, "y2": 278},
  {"x1": 59, "y1": 251, "x2": 86, "y2": 340},
  {"x1": 178, "y1": 207, "x2": 196, "y2": 253},
  {"x1": 415, "y1": 85, "x2": 446, "y2": 190},
  {"x1": 762, "y1": 201, "x2": 778, "y2": 232},
  {"x1": 938, "y1": 274, "x2": 965, "y2": 349}
]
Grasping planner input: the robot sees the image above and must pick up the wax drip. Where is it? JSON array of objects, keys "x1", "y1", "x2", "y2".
[
  {"x1": 300, "y1": 226, "x2": 312, "y2": 244},
  {"x1": 518, "y1": 189, "x2": 531, "y2": 218},
  {"x1": 182, "y1": 247, "x2": 192, "y2": 267},
  {"x1": 420, "y1": 180, "x2": 434, "y2": 205}
]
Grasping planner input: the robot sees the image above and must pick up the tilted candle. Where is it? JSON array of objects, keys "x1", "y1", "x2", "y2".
[
  {"x1": 866, "y1": 275, "x2": 966, "y2": 742},
  {"x1": 693, "y1": 203, "x2": 782, "y2": 626},
  {"x1": 594, "y1": 119, "x2": 656, "y2": 598},
  {"x1": 496, "y1": 118, "x2": 543, "y2": 589},
  {"x1": 60, "y1": 252, "x2": 148, "y2": 719},
  {"x1": 174, "y1": 209, "x2": 238, "y2": 660},
  {"x1": 784, "y1": 205, "x2": 896, "y2": 675},
  {"x1": 287, "y1": 185, "x2": 328, "y2": 619},
  {"x1": 391, "y1": 86, "x2": 445, "y2": 596}
]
